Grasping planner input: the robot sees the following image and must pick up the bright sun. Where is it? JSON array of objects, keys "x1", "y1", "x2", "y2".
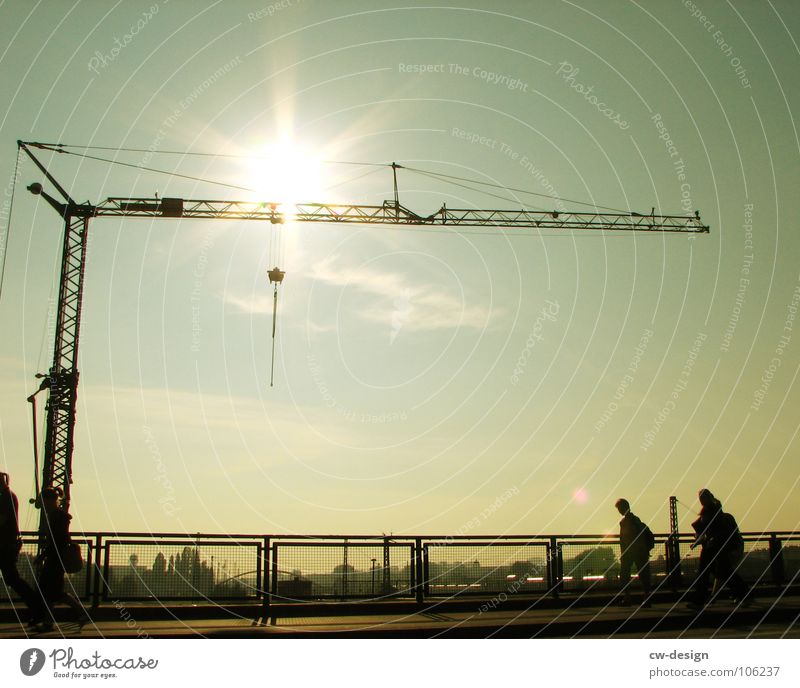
[{"x1": 246, "y1": 137, "x2": 323, "y2": 209}]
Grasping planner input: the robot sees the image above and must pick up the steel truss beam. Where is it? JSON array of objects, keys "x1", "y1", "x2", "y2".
[
  {"x1": 41, "y1": 212, "x2": 89, "y2": 509},
  {"x1": 96, "y1": 197, "x2": 710, "y2": 233}
]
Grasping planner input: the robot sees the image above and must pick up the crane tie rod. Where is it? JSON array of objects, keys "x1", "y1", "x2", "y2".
[{"x1": 21, "y1": 142, "x2": 652, "y2": 215}]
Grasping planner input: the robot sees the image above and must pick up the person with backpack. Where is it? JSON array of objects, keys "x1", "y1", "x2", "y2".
[
  {"x1": 34, "y1": 486, "x2": 89, "y2": 631},
  {"x1": 0, "y1": 472, "x2": 43, "y2": 623},
  {"x1": 615, "y1": 498, "x2": 653, "y2": 607},
  {"x1": 689, "y1": 488, "x2": 750, "y2": 607}
]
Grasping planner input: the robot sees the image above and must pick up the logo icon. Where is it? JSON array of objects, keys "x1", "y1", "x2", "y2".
[{"x1": 20, "y1": 648, "x2": 45, "y2": 676}]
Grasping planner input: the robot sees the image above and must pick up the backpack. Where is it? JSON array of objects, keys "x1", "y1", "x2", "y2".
[
  {"x1": 716, "y1": 512, "x2": 744, "y2": 557},
  {"x1": 61, "y1": 541, "x2": 84, "y2": 574},
  {"x1": 640, "y1": 523, "x2": 655, "y2": 551}
]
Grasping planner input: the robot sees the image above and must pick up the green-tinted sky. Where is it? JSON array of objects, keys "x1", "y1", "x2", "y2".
[{"x1": 1, "y1": 0, "x2": 798, "y2": 537}]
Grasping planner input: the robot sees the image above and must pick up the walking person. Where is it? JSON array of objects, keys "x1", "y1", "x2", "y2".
[
  {"x1": 689, "y1": 488, "x2": 749, "y2": 607},
  {"x1": 0, "y1": 472, "x2": 43, "y2": 624},
  {"x1": 35, "y1": 486, "x2": 88, "y2": 631},
  {"x1": 615, "y1": 498, "x2": 654, "y2": 607}
]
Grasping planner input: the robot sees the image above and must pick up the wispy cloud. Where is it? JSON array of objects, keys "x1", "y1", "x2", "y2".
[
  {"x1": 220, "y1": 256, "x2": 499, "y2": 333},
  {"x1": 310, "y1": 256, "x2": 496, "y2": 335},
  {"x1": 224, "y1": 293, "x2": 273, "y2": 315}
]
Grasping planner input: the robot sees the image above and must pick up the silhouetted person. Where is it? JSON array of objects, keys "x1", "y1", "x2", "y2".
[
  {"x1": 615, "y1": 498, "x2": 653, "y2": 606},
  {"x1": 689, "y1": 488, "x2": 749, "y2": 607},
  {"x1": 0, "y1": 472, "x2": 43, "y2": 623},
  {"x1": 35, "y1": 486, "x2": 88, "y2": 631}
]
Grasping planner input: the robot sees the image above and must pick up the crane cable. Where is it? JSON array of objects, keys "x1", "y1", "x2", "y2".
[
  {"x1": 267, "y1": 267, "x2": 285, "y2": 387},
  {"x1": 31, "y1": 143, "x2": 632, "y2": 213},
  {"x1": 39, "y1": 147, "x2": 255, "y2": 193},
  {"x1": 266, "y1": 194, "x2": 285, "y2": 388},
  {"x1": 28, "y1": 393, "x2": 41, "y2": 506},
  {"x1": 270, "y1": 280, "x2": 278, "y2": 387},
  {"x1": 676, "y1": 497, "x2": 700, "y2": 517},
  {"x1": 0, "y1": 147, "x2": 22, "y2": 303},
  {"x1": 26, "y1": 143, "x2": 389, "y2": 194},
  {"x1": 402, "y1": 166, "x2": 552, "y2": 212},
  {"x1": 45, "y1": 143, "x2": 389, "y2": 168},
  {"x1": 401, "y1": 165, "x2": 634, "y2": 214}
]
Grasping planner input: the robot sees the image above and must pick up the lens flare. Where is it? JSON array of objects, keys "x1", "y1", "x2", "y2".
[
  {"x1": 245, "y1": 136, "x2": 323, "y2": 211},
  {"x1": 573, "y1": 488, "x2": 589, "y2": 504}
]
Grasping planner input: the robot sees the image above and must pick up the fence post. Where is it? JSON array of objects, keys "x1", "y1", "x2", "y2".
[
  {"x1": 260, "y1": 537, "x2": 270, "y2": 622},
  {"x1": 90, "y1": 534, "x2": 102, "y2": 610},
  {"x1": 422, "y1": 542, "x2": 430, "y2": 597},
  {"x1": 101, "y1": 539, "x2": 111, "y2": 603},
  {"x1": 270, "y1": 541, "x2": 278, "y2": 602},
  {"x1": 547, "y1": 537, "x2": 561, "y2": 599},
  {"x1": 413, "y1": 538, "x2": 423, "y2": 604},
  {"x1": 666, "y1": 535, "x2": 682, "y2": 590},
  {"x1": 769, "y1": 534, "x2": 785, "y2": 586}
]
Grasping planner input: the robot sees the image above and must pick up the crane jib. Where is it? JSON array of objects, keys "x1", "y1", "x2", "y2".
[{"x1": 99, "y1": 197, "x2": 710, "y2": 232}]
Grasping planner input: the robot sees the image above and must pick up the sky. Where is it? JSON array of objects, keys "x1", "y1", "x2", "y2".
[{"x1": 0, "y1": 0, "x2": 798, "y2": 539}]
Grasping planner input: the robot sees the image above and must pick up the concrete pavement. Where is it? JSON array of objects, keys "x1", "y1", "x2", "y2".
[{"x1": 1, "y1": 593, "x2": 797, "y2": 639}]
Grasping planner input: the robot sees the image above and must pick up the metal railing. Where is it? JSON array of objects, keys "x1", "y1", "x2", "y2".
[{"x1": 2, "y1": 531, "x2": 797, "y2": 610}]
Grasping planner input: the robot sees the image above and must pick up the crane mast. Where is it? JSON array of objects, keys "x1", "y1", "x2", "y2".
[{"x1": 17, "y1": 140, "x2": 709, "y2": 518}]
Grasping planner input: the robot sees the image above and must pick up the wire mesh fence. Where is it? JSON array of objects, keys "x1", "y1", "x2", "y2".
[
  {"x1": 272, "y1": 541, "x2": 414, "y2": 600},
  {"x1": 0, "y1": 537, "x2": 91, "y2": 603},
  {"x1": 677, "y1": 535, "x2": 777, "y2": 589},
  {"x1": 102, "y1": 539, "x2": 262, "y2": 600},
  {"x1": 424, "y1": 541, "x2": 549, "y2": 596},
  {"x1": 780, "y1": 535, "x2": 800, "y2": 584},
  {"x1": 1, "y1": 531, "x2": 796, "y2": 605},
  {"x1": 559, "y1": 540, "x2": 620, "y2": 592},
  {"x1": 733, "y1": 537, "x2": 774, "y2": 586}
]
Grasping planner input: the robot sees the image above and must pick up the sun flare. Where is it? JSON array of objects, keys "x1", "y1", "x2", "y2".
[{"x1": 245, "y1": 137, "x2": 323, "y2": 210}]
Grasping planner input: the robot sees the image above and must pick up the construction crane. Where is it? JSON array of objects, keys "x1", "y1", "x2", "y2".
[{"x1": 16, "y1": 140, "x2": 709, "y2": 524}]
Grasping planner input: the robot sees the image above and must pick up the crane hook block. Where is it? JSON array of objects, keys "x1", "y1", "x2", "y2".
[{"x1": 268, "y1": 267, "x2": 285, "y2": 284}]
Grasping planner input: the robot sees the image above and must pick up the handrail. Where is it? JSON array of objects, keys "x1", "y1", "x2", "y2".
[
  {"x1": 18, "y1": 530, "x2": 800, "y2": 539},
  {"x1": 7, "y1": 530, "x2": 795, "y2": 609}
]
